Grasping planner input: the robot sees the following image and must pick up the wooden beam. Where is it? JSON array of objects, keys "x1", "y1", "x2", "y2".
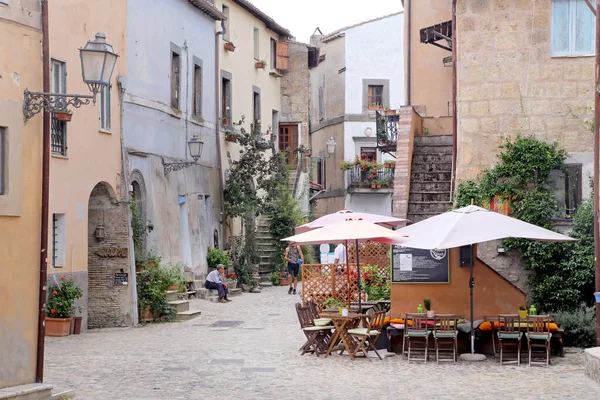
[{"x1": 584, "y1": 0, "x2": 597, "y2": 16}]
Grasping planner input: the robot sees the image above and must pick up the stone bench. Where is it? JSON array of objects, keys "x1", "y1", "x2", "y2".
[{"x1": 584, "y1": 347, "x2": 600, "y2": 384}]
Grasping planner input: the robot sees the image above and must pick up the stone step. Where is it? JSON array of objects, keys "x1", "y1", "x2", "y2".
[
  {"x1": 206, "y1": 288, "x2": 242, "y2": 302},
  {"x1": 408, "y1": 201, "x2": 453, "y2": 214},
  {"x1": 412, "y1": 145, "x2": 453, "y2": 154},
  {"x1": 410, "y1": 162, "x2": 452, "y2": 173},
  {"x1": 411, "y1": 171, "x2": 452, "y2": 182},
  {"x1": 409, "y1": 191, "x2": 452, "y2": 202},
  {"x1": 51, "y1": 387, "x2": 75, "y2": 400},
  {"x1": 168, "y1": 300, "x2": 190, "y2": 313},
  {"x1": 256, "y1": 235, "x2": 276, "y2": 241},
  {"x1": 259, "y1": 281, "x2": 273, "y2": 287},
  {"x1": 412, "y1": 153, "x2": 453, "y2": 163},
  {"x1": 166, "y1": 290, "x2": 179, "y2": 302},
  {"x1": 410, "y1": 181, "x2": 451, "y2": 192},
  {"x1": 414, "y1": 135, "x2": 453, "y2": 146},
  {"x1": 176, "y1": 309, "x2": 202, "y2": 321}
]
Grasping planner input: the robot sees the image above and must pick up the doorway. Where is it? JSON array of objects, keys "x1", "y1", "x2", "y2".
[{"x1": 279, "y1": 124, "x2": 298, "y2": 167}]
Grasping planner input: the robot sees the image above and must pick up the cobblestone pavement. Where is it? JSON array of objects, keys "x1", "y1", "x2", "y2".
[{"x1": 45, "y1": 286, "x2": 600, "y2": 400}]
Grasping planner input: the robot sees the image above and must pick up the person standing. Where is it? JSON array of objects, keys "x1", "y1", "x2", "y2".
[
  {"x1": 334, "y1": 243, "x2": 347, "y2": 265},
  {"x1": 205, "y1": 264, "x2": 231, "y2": 303},
  {"x1": 285, "y1": 243, "x2": 304, "y2": 294}
]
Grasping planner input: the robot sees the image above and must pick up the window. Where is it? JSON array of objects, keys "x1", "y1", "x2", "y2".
[
  {"x1": 316, "y1": 159, "x2": 326, "y2": 188},
  {"x1": 270, "y1": 38, "x2": 277, "y2": 69},
  {"x1": 193, "y1": 63, "x2": 202, "y2": 118},
  {"x1": 222, "y1": 5, "x2": 230, "y2": 42},
  {"x1": 221, "y1": 76, "x2": 232, "y2": 125},
  {"x1": 171, "y1": 50, "x2": 181, "y2": 109},
  {"x1": 368, "y1": 85, "x2": 384, "y2": 108},
  {"x1": 253, "y1": 90, "x2": 261, "y2": 130},
  {"x1": 551, "y1": 0, "x2": 595, "y2": 56},
  {"x1": 0, "y1": 128, "x2": 5, "y2": 195},
  {"x1": 360, "y1": 147, "x2": 376, "y2": 162},
  {"x1": 52, "y1": 213, "x2": 66, "y2": 268},
  {"x1": 549, "y1": 164, "x2": 582, "y2": 218},
  {"x1": 51, "y1": 59, "x2": 67, "y2": 156},
  {"x1": 318, "y1": 86, "x2": 325, "y2": 122},
  {"x1": 100, "y1": 85, "x2": 111, "y2": 131},
  {"x1": 253, "y1": 27, "x2": 260, "y2": 60}
]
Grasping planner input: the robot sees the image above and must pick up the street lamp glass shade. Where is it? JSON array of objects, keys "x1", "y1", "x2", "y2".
[
  {"x1": 326, "y1": 137, "x2": 337, "y2": 156},
  {"x1": 79, "y1": 32, "x2": 119, "y2": 91},
  {"x1": 188, "y1": 135, "x2": 204, "y2": 162}
]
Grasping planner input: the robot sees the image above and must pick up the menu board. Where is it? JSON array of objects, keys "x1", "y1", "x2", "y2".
[{"x1": 392, "y1": 246, "x2": 449, "y2": 283}]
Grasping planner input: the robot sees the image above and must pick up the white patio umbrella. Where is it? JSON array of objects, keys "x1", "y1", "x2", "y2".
[
  {"x1": 295, "y1": 209, "x2": 406, "y2": 234},
  {"x1": 283, "y1": 218, "x2": 408, "y2": 310},
  {"x1": 390, "y1": 205, "x2": 576, "y2": 355}
]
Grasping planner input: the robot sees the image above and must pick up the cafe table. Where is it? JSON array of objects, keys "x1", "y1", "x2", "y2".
[{"x1": 320, "y1": 311, "x2": 369, "y2": 360}]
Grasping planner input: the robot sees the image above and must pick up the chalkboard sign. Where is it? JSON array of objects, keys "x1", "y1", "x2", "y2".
[
  {"x1": 392, "y1": 246, "x2": 449, "y2": 283},
  {"x1": 114, "y1": 272, "x2": 129, "y2": 285}
]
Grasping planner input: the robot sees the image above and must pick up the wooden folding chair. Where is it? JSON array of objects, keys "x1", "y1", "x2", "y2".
[
  {"x1": 295, "y1": 303, "x2": 331, "y2": 356},
  {"x1": 404, "y1": 313, "x2": 430, "y2": 363},
  {"x1": 497, "y1": 314, "x2": 522, "y2": 365},
  {"x1": 526, "y1": 315, "x2": 552, "y2": 367},
  {"x1": 433, "y1": 314, "x2": 458, "y2": 364},
  {"x1": 348, "y1": 311, "x2": 386, "y2": 361}
]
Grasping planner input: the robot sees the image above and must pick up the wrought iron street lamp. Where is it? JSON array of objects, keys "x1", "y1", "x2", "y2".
[
  {"x1": 23, "y1": 32, "x2": 119, "y2": 122},
  {"x1": 163, "y1": 135, "x2": 205, "y2": 175}
]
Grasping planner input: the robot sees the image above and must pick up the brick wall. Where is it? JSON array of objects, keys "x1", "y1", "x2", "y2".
[
  {"x1": 456, "y1": 0, "x2": 594, "y2": 180},
  {"x1": 392, "y1": 106, "x2": 418, "y2": 222},
  {"x1": 87, "y1": 183, "x2": 132, "y2": 329}
]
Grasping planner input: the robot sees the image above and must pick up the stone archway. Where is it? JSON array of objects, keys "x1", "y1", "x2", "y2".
[
  {"x1": 87, "y1": 182, "x2": 132, "y2": 328},
  {"x1": 130, "y1": 170, "x2": 147, "y2": 262}
]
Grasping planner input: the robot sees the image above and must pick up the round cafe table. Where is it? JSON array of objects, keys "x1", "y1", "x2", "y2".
[{"x1": 320, "y1": 312, "x2": 369, "y2": 359}]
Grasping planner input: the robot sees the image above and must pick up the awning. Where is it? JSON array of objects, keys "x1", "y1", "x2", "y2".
[{"x1": 420, "y1": 20, "x2": 452, "y2": 52}]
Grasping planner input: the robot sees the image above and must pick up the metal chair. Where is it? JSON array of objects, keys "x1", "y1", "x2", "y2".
[
  {"x1": 497, "y1": 314, "x2": 522, "y2": 365},
  {"x1": 526, "y1": 315, "x2": 552, "y2": 367},
  {"x1": 404, "y1": 313, "x2": 430, "y2": 363},
  {"x1": 295, "y1": 303, "x2": 331, "y2": 356},
  {"x1": 348, "y1": 310, "x2": 386, "y2": 361},
  {"x1": 433, "y1": 314, "x2": 458, "y2": 364}
]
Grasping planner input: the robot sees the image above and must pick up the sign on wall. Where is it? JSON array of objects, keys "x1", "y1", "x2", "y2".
[
  {"x1": 392, "y1": 246, "x2": 449, "y2": 283},
  {"x1": 95, "y1": 248, "x2": 128, "y2": 258}
]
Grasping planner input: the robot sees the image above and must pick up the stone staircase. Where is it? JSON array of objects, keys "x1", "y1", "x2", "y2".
[
  {"x1": 256, "y1": 216, "x2": 277, "y2": 284},
  {"x1": 408, "y1": 135, "x2": 453, "y2": 223},
  {"x1": 166, "y1": 290, "x2": 202, "y2": 321}
]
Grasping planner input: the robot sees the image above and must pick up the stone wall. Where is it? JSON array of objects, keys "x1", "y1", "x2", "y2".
[
  {"x1": 456, "y1": 0, "x2": 594, "y2": 180},
  {"x1": 392, "y1": 106, "x2": 418, "y2": 222},
  {"x1": 584, "y1": 347, "x2": 600, "y2": 385},
  {"x1": 87, "y1": 183, "x2": 132, "y2": 329},
  {"x1": 281, "y1": 41, "x2": 309, "y2": 146}
]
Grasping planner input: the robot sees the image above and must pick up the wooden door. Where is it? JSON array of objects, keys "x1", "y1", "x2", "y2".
[{"x1": 279, "y1": 125, "x2": 298, "y2": 167}]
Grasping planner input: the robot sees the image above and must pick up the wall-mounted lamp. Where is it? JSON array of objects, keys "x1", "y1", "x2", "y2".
[
  {"x1": 309, "y1": 137, "x2": 337, "y2": 160},
  {"x1": 95, "y1": 219, "x2": 105, "y2": 241},
  {"x1": 147, "y1": 220, "x2": 154, "y2": 232},
  {"x1": 162, "y1": 135, "x2": 204, "y2": 175}
]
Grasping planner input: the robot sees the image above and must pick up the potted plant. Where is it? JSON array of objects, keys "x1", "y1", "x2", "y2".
[
  {"x1": 338, "y1": 160, "x2": 354, "y2": 171},
  {"x1": 225, "y1": 133, "x2": 237, "y2": 142},
  {"x1": 423, "y1": 297, "x2": 434, "y2": 318},
  {"x1": 226, "y1": 273, "x2": 238, "y2": 288},
  {"x1": 370, "y1": 181, "x2": 377, "y2": 189},
  {"x1": 384, "y1": 160, "x2": 396, "y2": 169},
  {"x1": 55, "y1": 110, "x2": 72, "y2": 122},
  {"x1": 255, "y1": 59, "x2": 267, "y2": 69},
  {"x1": 323, "y1": 297, "x2": 345, "y2": 313},
  {"x1": 224, "y1": 41, "x2": 236, "y2": 52},
  {"x1": 46, "y1": 276, "x2": 83, "y2": 336},
  {"x1": 279, "y1": 271, "x2": 290, "y2": 286},
  {"x1": 519, "y1": 305, "x2": 528, "y2": 320},
  {"x1": 375, "y1": 180, "x2": 382, "y2": 189}
]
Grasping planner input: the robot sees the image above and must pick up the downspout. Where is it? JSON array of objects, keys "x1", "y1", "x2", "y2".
[
  {"x1": 451, "y1": 0, "x2": 457, "y2": 200},
  {"x1": 215, "y1": 22, "x2": 226, "y2": 245},
  {"x1": 406, "y1": 0, "x2": 411, "y2": 105},
  {"x1": 36, "y1": 0, "x2": 50, "y2": 383}
]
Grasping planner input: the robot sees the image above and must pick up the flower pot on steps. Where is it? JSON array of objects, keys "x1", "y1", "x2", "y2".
[{"x1": 46, "y1": 317, "x2": 72, "y2": 337}]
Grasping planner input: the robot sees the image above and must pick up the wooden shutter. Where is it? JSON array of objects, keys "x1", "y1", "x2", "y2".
[{"x1": 276, "y1": 41, "x2": 290, "y2": 71}]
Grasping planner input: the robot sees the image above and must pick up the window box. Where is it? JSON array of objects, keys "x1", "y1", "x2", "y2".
[
  {"x1": 225, "y1": 134, "x2": 237, "y2": 143},
  {"x1": 255, "y1": 60, "x2": 266, "y2": 69},
  {"x1": 224, "y1": 42, "x2": 236, "y2": 52},
  {"x1": 368, "y1": 105, "x2": 383, "y2": 111},
  {"x1": 55, "y1": 111, "x2": 72, "y2": 122}
]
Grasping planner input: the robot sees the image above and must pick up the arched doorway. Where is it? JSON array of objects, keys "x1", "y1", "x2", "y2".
[
  {"x1": 87, "y1": 182, "x2": 132, "y2": 328},
  {"x1": 130, "y1": 170, "x2": 147, "y2": 263}
]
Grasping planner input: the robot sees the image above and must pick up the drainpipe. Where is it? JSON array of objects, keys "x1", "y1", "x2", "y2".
[
  {"x1": 36, "y1": 0, "x2": 50, "y2": 383},
  {"x1": 406, "y1": 0, "x2": 411, "y2": 105},
  {"x1": 451, "y1": 0, "x2": 457, "y2": 200},
  {"x1": 215, "y1": 23, "x2": 226, "y2": 246}
]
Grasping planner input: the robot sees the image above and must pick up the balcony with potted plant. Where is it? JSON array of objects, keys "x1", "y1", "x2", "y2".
[{"x1": 343, "y1": 156, "x2": 394, "y2": 194}]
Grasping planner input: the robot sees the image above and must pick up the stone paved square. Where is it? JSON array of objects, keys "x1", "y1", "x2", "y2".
[{"x1": 45, "y1": 286, "x2": 600, "y2": 400}]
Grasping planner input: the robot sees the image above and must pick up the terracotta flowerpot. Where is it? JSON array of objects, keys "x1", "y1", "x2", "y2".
[
  {"x1": 142, "y1": 305, "x2": 154, "y2": 322},
  {"x1": 168, "y1": 284, "x2": 179, "y2": 291},
  {"x1": 224, "y1": 42, "x2": 236, "y2": 52},
  {"x1": 145, "y1": 260, "x2": 157, "y2": 268},
  {"x1": 371, "y1": 184, "x2": 376, "y2": 189},
  {"x1": 55, "y1": 111, "x2": 72, "y2": 122},
  {"x1": 72, "y1": 316, "x2": 82, "y2": 334},
  {"x1": 46, "y1": 317, "x2": 72, "y2": 337},
  {"x1": 225, "y1": 134, "x2": 236, "y2": 142},
  {"x1": 255, "y1": 62, "x2": 265, "y2": 69},
  {"x1": 377, "y1": 184, "x2": 382, "y2": 189}
]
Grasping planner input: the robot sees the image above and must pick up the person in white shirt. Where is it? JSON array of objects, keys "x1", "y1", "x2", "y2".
[
  {"x1": 334, "y1": 243, "x2": 347, "y2": 265},
  {"x1": 205, "y1": 264, "x2": 231, "y2": 303}
]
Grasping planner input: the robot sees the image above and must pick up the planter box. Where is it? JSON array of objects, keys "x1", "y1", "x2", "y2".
[
  {"x1": 224, "y1": 42, "x2": 236, "y2": 52},
  {"x1": 255, "y1": 62, "x2": 266, "y2": 69},
  {"x1": 46, "y1": 317, "x2": 72, "y2": 337},
  {"x1": 225, "y1": 134, "x2": 236, "y2": 142},
  {"x1": 55, "y1": 111, "x2": 72, "y2": 122},
  {"x1": 280, "y1": 277, "x2": 291, "y2": 286}
]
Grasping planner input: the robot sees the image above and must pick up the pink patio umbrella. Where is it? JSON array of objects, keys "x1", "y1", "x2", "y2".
[
  {"x1": 295, "y1": 209, "x2": 407, "y2": 234},
  {"x1": 283, "y1": 218, "x2": 408, "y2": 311}
]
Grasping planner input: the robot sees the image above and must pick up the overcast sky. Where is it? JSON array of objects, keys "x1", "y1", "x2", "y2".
[{"x1": 249, "y1": 0, "x2": 404, "y2": 43}]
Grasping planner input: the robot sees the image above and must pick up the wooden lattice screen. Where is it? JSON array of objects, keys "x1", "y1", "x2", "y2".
[{"x1": 301, "y1": 242, "x2": 391, "y2": 310}]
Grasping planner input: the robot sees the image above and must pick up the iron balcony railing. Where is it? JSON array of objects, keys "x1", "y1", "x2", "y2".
[
  {"x1": 376, "y1": 111, "x2": 399, "y2": 153},
  {"x1": 346, "y1": 165, "x2": 395, "y2": 188}
]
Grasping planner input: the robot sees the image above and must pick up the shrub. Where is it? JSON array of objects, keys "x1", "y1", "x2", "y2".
[
  {"x1": 552, "y1": 305, "x2": 597, "y2": 347},
  {"x1": 324, "y1": 298, "x2": 346, "y2": 309},
  {"x1": 207, "y1": 248, "x2": 229, "y2": 269},
  {"x1": 270, "y1": 272, "x2": 280, "y2": 286},
  {"x1": 137, "y1": 261, "x2": 184, "y2": 322},
  {"x1": 46, "y1": 276, "x2": 83, "y2": 318}
]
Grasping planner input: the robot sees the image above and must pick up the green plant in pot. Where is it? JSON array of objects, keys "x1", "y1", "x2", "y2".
[
  {"x1": 518, "y1": 305, "x2": 528, "y2": 320},
  {"x1": 423, "y1": 297, "x2": 434, "y2": 318},
  {"x1": 46, "y1": 276, "x2": 83, "y2": 336},
  {"x1": 323, "y1": 297, "x2": 345, "y2": 312}
]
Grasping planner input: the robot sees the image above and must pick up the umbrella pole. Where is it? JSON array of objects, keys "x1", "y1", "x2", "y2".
[
  {"x1": 470, "y1": 263, "x2": 475, "y2": 354},
  {"x1": 356, "y1": 239, "x2": 362, "y2": 313},
  {"x1": 345, "y1": 239, "x2": 349, "y2": 309}
]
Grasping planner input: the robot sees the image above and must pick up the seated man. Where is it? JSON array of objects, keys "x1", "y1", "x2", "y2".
[{"x1": 205, "y1": 264, "x2": 231, "y2": 303}]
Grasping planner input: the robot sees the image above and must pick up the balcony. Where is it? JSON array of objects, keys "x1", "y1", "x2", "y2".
[
  {"x1": 345, "y1": 164, "x2": 395, "y2": 194},
  {"x1": 376, "y1": 111, "x2": 398, "y2": 154}
]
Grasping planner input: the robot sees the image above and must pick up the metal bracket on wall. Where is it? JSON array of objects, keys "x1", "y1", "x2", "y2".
[
  {"x1": 23, "y1": 89, "x2": 94, "y2": 123},
  {"x1": 162, "y1": 157, "x2": 197, "y2": 175}
]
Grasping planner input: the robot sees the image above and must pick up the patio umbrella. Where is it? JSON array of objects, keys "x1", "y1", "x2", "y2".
[
  {"x1": 283, "y1": 218, "x2": 408, "y2": 311},
  {"x1": 390, "y1": 205, "x2": 576, "y2": 354},
  {"x1": 295, "y1": 209, "x2": 407, "y2": 234}
]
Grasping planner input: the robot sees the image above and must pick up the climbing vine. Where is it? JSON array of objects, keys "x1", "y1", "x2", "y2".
[
  {"x1": 455, "y1": 135, "x2": 595, "y2": 313},
  {"x1": 130, "y1": 199, "x2": 146, "y2": 262}
]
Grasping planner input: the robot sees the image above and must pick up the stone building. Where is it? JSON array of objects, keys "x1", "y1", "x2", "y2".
[
  {"x1": 0, "y1": 0, "x2": 44, "y2": 394},
  {"x1": 308, "y1": 12, "x2": 405, "y2": 218},
  {"x1": 122, "y1": 0, "x2": 225, "y2": 285}
]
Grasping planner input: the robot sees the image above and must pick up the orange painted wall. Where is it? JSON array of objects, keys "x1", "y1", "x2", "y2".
[{"x1": 390, "y1": 246, "x2": 526, "y2": 320}]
